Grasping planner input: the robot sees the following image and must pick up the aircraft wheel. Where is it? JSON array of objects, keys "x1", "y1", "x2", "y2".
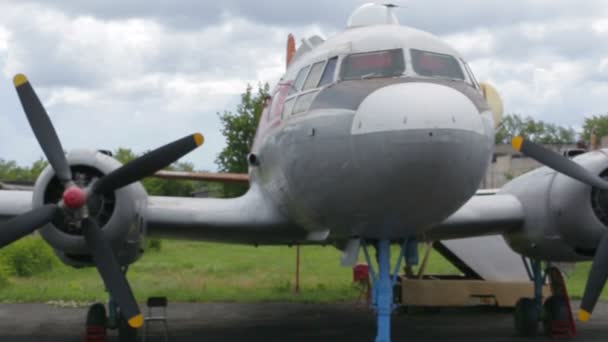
[
  {"x1": 118, "y1": 312, "x2": 139, "y2": 342},
  {"x1": 85, "y1": 303, "x2": 107, "y2": 342},
  {"x1": 542, "y1": 295, "x2": 569, "y2": 336},
  {"x1": 514, "y1": 298, "x2": 539, "y2": 337}
]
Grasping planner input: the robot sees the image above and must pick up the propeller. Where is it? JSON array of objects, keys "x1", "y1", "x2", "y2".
[
  {"x1": 1, "y1": 74, "x2": 204, "y2": 328},
  {"x1": 511, "y1": 136, "x2": 608, "y2": 322}
]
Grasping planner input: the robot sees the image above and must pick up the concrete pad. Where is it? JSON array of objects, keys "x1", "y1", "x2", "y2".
[{"x1": 0, "y1": 301, "x2": 606, "y2": 341}]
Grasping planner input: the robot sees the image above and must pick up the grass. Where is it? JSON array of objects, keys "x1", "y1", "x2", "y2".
[{"x1": 0, "y1": 237, "x2": 602, "y2": 303}]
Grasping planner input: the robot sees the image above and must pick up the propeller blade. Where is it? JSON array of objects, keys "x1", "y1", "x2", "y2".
[
  {"x1": 82, "y1": 218, "x2": 142, "y2": 328},
  {"x1": 512, "y1": 136, "x2": 608, "y2": 190},
  {"x1": 0, "y1": 204, "x2": 58, "y2": 248},
  {"x1": 13, "y1": 74, "x2": 72, "y2": 184},
  {"x1": 92, "y1": 133, "x2": 204, "y2": 194},
  {"x1": 580, "y1": 233, "x2": 608, "y2": 321}
]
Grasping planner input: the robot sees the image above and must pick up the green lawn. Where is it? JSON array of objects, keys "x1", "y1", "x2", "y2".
[{"x1": 0, "y1": 238, "x2": 602, "y2": 303}]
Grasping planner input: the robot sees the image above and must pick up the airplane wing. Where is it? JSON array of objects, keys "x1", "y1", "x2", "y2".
[
  {"x1": 424, "y1": 192, "x2": 524, "y2": 241},
  {"x1": 0, "y1": 185, "x2": 303, "y2": 245},
  {"x1": 152, "y1": 170, "x2": 249, "y2": 183},
  {"x1": 0, "y1": 190, "x2": 33, "y2": 220},
  {"x1": 145, "y1": 184, "x2": 305, "y2": 244}
]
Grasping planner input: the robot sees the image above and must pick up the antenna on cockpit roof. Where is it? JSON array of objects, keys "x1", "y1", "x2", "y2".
[{"x1": 347, "y1": 3, "x2": 401, "y2": 28}]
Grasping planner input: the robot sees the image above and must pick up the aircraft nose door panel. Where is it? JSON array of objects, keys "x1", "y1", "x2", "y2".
[{"x1": 350, "y1": 82, "x2": 485, "y2": 136}]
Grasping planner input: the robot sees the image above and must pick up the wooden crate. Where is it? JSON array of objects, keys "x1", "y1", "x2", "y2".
[{"x1": 401, "y1": 278, "x2": 551, "y2": 307}]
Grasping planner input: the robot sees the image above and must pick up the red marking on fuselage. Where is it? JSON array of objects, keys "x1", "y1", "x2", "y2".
[{"x1": 253, "y1": 81, "x2": 292, "y2": 149}]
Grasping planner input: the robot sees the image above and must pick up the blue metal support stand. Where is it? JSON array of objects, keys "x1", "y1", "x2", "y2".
[
  {"x1": 376, "y1": 239, "x2": 392, "y2": 342},
  {"x1": 361, "y1": 239, "x2": 410, "y2": 342}
]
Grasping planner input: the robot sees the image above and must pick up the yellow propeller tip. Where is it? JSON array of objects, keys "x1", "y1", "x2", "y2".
[
  {"x1": 128, "y1": 314, "x2": 144, "y2": 328},
  {"x1": 512, "y1": 136, "x2": 524, "y2": 151},
  {"x1": 194, "y1": 133, "x2": 205, "y2": 146},
  {"x1": 579, "y1": 309, "x2": 591, "y2": 322},
  {"x1": 13, "y1": 74, "x2": 28, "y2": 87}
]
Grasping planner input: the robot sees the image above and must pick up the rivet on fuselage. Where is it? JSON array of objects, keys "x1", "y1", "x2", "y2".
[
  {"x1": 358, "y1": 120, "x2": 362, "y2": 129},
  {"x1": 451, "y1": 115, "x2": 456, "y2": 123},
  {"x1": 403, "y1": 116, "x2": 408, "y2": 124}
]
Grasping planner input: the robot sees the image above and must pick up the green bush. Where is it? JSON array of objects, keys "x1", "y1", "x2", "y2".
[
  {"x1": 0, "y1": 235, "x2": 58, "y2": 277},
  {"x1": 146, "y1": 238, "x2": 162, "y2": 252},
  {"x1": 0, "y1": 267, "x2": 9, "y2": 288}
]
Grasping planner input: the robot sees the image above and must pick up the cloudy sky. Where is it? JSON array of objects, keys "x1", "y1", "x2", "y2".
[{"x1": 1, "y1": 1, "x2": 607, "y2": 171}]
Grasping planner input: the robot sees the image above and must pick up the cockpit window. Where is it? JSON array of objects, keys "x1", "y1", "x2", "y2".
[
  {"x1": 340, "y1": 49, "x2": 405, "y2": 80},
  {"x1": 290, "y1": 65, "x2": 311, "y2": 95},
  {"x1": 462, "y1": 61, "x2": 480, "y2": 89},
  {"x1": 303, "y1": 61, "x2": 326, "y2": 90},
  {"x1": 318, "y1": 57, "x2": 338, "y2": 87},
  {"x1": 411, "y1": 49, "x2": 465, "y2": 80}
]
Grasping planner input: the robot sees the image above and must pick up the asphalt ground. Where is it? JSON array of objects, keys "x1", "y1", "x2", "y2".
[{"x1": 0, "y1": 300, "x2": 606, "y2": 341}]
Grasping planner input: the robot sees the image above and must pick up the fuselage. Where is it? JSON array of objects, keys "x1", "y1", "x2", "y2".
[{"x1": 250, "y1": 24, "x2": 495, "y2": 239}]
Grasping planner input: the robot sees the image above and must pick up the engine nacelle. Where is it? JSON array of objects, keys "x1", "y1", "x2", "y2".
[
  {"x1": 502, "y1": 149, "x2": 608, "y2": 262},
  {"x1": 32, "y1": 150, "x2": 148, "y2": 268}
]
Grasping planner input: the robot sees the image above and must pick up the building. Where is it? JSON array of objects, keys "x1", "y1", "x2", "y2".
[{"x1": 481, "y1": 143, "x2": 583, "y2": 189}]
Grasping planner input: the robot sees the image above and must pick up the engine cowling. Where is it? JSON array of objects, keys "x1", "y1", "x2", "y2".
[
  {"x1": 502, "y1": 149, "x2": 608, "y2": 262},
  {"x1": 32, "y1": 150, "x2": 147, "y2": 267}
]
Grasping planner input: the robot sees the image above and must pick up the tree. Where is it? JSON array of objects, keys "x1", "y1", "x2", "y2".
[
  {"x1": 582, "y1": 114, "x2": 608, "y2": 141},
  {"x1": 495, "y1": 114, "x2": 576, "y2": 145},
  {"x1": 0, "y1": 158, "x2": 48, "y2": 182},
  {"x1": 216, "y1": 83, "x2": 270, "y2": 197},
  {"x1": 113, "y1": 147, "x2": 222, "y2": 197},
  {"x1": 0, "y1": 149, "x2": 223, "y2": 197}
]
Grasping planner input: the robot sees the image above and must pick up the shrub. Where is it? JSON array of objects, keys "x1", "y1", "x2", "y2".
[
  {"x1": 0, "y1": 267, "x2": 9, "y2": 288},
  {"x1": 146, "y1": 238, "x2": 162, "y2": 252},
  {"x1": 0, "y1": 235, "x2": 58, "y2": 277}
]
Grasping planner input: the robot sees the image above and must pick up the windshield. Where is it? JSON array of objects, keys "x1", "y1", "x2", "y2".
[
  {"x1": 340, "y1": 49, "x2": 405, "y2": 80},
  {"x1": 411, "y1": 49, "x2": 465, "y2": 80}
]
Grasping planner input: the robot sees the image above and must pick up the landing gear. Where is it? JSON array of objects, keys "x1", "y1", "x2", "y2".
[
  {"x1": 514, "y1": 297, "x2": 539, "y2": 337},
  {"x1": 118, "y1": 311, "x2": 139, "y2": 342},
  {"x1": 513, "y1": 262, "x2": 577, "y2": 338},
  {"x1": 542, "y1": 295, "x2": 569, "y2": 336},
  {"x1": 513, "y1": 260, "x2": 543, "y2": 337},
  {"x1": 85, "y1": 278, "x2": 140, "y2": 342},
  {"x1": 362, "y1": 238, "x2": 413, "y2": 342},
  {"x1": 85, "y1": 303, "x2": 107, "y2": 342}
]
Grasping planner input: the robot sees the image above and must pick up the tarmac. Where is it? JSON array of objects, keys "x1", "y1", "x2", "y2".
[{"x1": 0, "y1": 300, "x2": 606, "y2": 341}]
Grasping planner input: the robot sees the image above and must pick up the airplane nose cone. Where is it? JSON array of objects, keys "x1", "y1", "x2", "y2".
[
  {"x1": 348, "y1": 82, "x2": 493, "y2": 238},
  {"x1": 351, "y1": 82, "x2": 486, "y2": 135}
]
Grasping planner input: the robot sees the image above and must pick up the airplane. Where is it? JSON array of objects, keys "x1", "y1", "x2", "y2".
[{"x1": 0, "y1": 2, "x2": 606, "y2": 341}]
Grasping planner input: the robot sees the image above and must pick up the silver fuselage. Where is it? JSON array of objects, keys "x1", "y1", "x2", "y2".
[{"x1": 251, "y1": 77, "x2": 494, "y2": 240}]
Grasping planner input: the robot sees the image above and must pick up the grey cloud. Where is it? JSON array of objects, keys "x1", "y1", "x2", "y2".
[
  {"x1": 10, "y1": 0, "x2": 608, "y2": 35},
  {"x1": 2, "y1": 0, "x2": 608, "y2": 170}
]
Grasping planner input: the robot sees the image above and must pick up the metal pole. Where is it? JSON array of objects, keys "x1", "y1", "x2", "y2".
[
  {"x1": 295, "y1": 245, "x2": 301, "y2": 293},
  {"x1": 532, "y1": 259, "x2": 543, "y2": 310},
  {"x1": 375, "y1": 239, "x2": 392, "y2": 342}
]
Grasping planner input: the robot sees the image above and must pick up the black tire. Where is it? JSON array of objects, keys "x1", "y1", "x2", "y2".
[
  {"x1": 514, "y1": 298, "x2": 539, "y2": 337},
  {"x1": 542, "y1": 295, "x2": 570, "y2": 336},
  {"x1": 118, "y1": 312, "x2": 139, "y2": 342},
  {"x1": 85, "y1": 303, "x2": 106, "y2": 342}
]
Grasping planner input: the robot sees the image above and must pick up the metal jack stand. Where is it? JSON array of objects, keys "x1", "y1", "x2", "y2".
[{"x1": 362, "y1": 239, "x2": 412, "y2": 342}]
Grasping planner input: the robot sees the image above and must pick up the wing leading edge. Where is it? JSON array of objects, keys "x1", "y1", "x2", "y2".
[
  {"x1": 145, "y1": 184, "x2": 306, "y2": 244},
  {"x1": 0, "y1": 190, "x2": 33, "y2": 221},
  {"x1": 425, "y1": 193, "x2": 524, "y2": 241}
]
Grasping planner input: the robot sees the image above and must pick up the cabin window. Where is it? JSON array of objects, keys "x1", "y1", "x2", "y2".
[
  {"x1": 340, "y1": 49, "x2": 405, "y2": 80},
  {"x1": 290, "y1": 65, "x2": 311, "y2": 95},
  {"x1": 411, "y1": 49, "x2": 465, "y2": 80},
  {"x1": 292, "y1": 91, "x2": 318, "y2": 114},
  {"x1": 302, "y1": 61, "x2": 326, "y2": 90},
  {"x1": 318, "y1": 57, "x2": 338, "y2": 87},
  {"x1": 282, "y1": 98, "x2": 296, "y2": 118}
]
